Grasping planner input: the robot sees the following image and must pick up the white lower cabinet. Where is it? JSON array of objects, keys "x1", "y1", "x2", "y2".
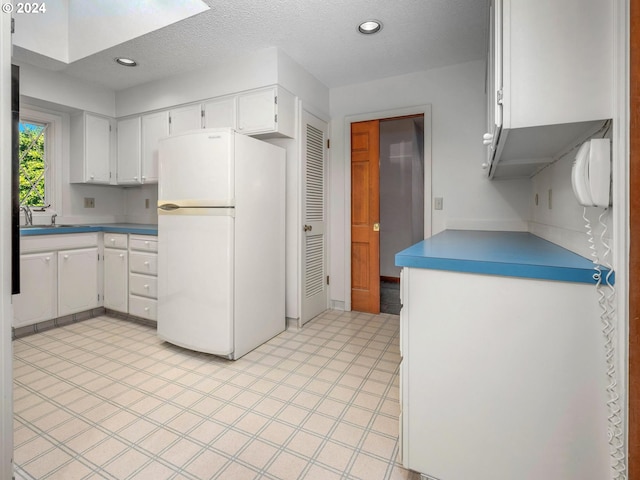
[
  {"x1": 129, "y1": 235, "x2": 158, "y2": 321},
  {"x1": 400, "y1": 266, "x2": 609, "y2": 480},
  {"x1": 104, "y1": 233, "x2": 129, "y2": 312},
  {"x1": 58, "y1": 248, "x2": 99, "y2": 317},
  {"x1": 13, "y1": 252, "x2": 57, "y2": 327},
  {"x1": 13, "y1": 233, "x2": 100, "y2": 328},
  {"x1": 13, "y1": 232, "x2": 158, "y2": 328}
]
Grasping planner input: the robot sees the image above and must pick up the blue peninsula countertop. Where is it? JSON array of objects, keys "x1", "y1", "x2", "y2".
[
  {"x1": 395, "y1": 230, "x2": 612, "y2": 284},
  {"x1": 20, "y1": 223, "x2": 158, "y2": 236}
]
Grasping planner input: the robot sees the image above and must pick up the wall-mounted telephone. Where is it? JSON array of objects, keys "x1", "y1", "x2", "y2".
[{"x1": 571, "y1": 138, "x2": 611, "y2": 208}]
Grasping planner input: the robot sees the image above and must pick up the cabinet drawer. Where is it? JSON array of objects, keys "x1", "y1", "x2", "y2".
[
  {"x1": 21, "y1": 233, "x2": 98, "y2": 253},
  {"x1": 130, "y1": 235, "x2": 158, "y2": 252},
  {"x1": 104, "y1": 233, "x2": 128, "y2": 249},
  {"x1": 129, "y1": 273, "x2": 158, "y2": 299},
  {"x1": 129, "y1": 252, "x2": 158, "y2": 275},
  {"x1": 129, "y1": 295, "x2": 157, "y2": 321}
]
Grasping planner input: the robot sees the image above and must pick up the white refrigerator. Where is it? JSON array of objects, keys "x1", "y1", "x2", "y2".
[{"x1": 157, "y1": 128, "x2": 285, "y2": 359}]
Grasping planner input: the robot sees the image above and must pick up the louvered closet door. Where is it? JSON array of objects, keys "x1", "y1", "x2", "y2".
[{"x1": 301, "y1": 111, "x2": 328, "y2": 324}]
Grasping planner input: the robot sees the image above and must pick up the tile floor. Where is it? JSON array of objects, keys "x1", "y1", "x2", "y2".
[{"x1": 13, "y1": 310, "x2": 419, "y2": 480}]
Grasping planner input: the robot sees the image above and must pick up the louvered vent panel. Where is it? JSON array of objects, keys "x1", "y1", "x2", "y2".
[
  {"x1": 305, "y1": 234, "x2": 324, "y2": 298},
  {"x1": 306, "y1": 125, "x2": 324, "y2": 222}
]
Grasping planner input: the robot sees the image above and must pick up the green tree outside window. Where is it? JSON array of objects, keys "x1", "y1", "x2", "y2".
[{"x1": 19, "y1": 122, "x2": 47, "y2": 207}]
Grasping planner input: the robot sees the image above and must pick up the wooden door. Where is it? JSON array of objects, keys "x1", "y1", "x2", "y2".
[{"x1": 351, "y1": 120, "x2": 380, "y2": 313}]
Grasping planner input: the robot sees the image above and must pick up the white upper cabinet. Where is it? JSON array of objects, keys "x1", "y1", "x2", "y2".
[
  {"x1": 169, "y1": 104, "x2": 202, "y2": 135},
  {"x1": 485, "y1": 0, "x2": 612, "y2": 179},
  {"x1": 70, "y1": 112, "x2": 113, "y2": 184},
  {"x1": 237, "y1": 86, "x2": 295, "y2": 138},
  {"x1": 141, "y1": 110, "x2": 169, "y2": 184},
  {"x1": 116, "y1": 116, "x2": 142, "y2": 185},
  {"x1": 107, "y1": 86, "x2": 296, "y2": 184},
  {"x1": 203, "y1": 96, "x2": 236, "y2": 129}
]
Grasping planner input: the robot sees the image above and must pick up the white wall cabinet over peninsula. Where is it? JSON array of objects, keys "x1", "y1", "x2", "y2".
[
  {"x1": 484, "y1": 0, "x2": 612, "y2": 179},
  {"x1": 70, "y1": 112, "x2": 113, "y2": 184}
]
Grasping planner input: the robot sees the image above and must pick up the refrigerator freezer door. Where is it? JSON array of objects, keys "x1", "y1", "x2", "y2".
[
  {"x1": 157, "y1": 208, "x2": 234, "y2": 355},
  {"x1": 158, "y1": 128, "x2": 234, "y2": 207}
]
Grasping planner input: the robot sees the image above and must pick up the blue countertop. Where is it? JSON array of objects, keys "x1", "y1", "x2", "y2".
[
  {"x1": 395, "y1": 230, "x2": 612, "y2": 284},
  {"x1": 20, "y1": 223, "x2": 158, "y2": 236}
]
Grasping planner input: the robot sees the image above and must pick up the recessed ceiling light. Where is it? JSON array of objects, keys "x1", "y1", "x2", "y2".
[
  {"x1": 115, "y1": 57, "x2": 138, "y2": 67},
  {"x1": 358, "y1": 20, "x2": 382, "y2": 35}
]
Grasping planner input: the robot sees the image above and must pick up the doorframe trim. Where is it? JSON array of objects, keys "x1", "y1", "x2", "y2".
[{"x1": 343, "y1": 104, "x2": 432, "y2": 311}]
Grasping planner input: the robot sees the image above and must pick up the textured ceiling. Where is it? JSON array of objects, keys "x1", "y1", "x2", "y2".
[{"x1": 13, "y1": 0, "x2": 489, "y2": 92}]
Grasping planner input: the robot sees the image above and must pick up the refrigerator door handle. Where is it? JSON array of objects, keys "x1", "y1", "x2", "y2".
[{"x1": 158, "y1": 203, "x2": 181, "y2": 211}]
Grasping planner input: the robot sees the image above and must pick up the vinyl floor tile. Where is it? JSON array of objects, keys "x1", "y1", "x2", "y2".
[{"x1": 13, "y1": 310, "x2": 416, "y2": 479}]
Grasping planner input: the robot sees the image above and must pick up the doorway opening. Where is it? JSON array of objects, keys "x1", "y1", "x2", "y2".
[{"x1": 350, "y1": 114, "x2": 425, "y2": 314}]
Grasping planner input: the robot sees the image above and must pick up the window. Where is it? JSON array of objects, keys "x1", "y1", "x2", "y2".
[
  {"x1": 19, "y1": 120, "x2": 48, "y2": 207},
  {"x1": 18, "y1": 107, "x2": 62, "y2": 216}
]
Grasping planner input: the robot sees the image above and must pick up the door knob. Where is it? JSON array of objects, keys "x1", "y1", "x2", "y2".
[
  {"x1": 373, "y1": 223, "x2": 380, "y2": 232},
  {"x1": 304, "y1": 225, "x2": 313, "y2": 232}
]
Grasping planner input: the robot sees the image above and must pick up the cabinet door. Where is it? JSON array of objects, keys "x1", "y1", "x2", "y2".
[
  {"x1": 141, "y1": 111, "x2": 169, "y2": 184},
  {"x1": 71, "y1": 113, "x2": 112, "y2": 184},
  {"x1": 170, "y1": 104, "x2": 202, "y2": 135},
  {"x1": 12, "y1": 252, "x2": 57, "y2": 327},
  {"x1": 104, "y1": 248, "x2": 128, "y2": 312},
  {"x1": 203, "y1": 96, "x2": 236, "y2": 129},
  {"x1": 116, "y1": 117, "x2": 142, "y2": 185},
  {"x1": 58, "y1": 248, "x2": 98, "y2": 317},
  {"x1": 237, "y1": 88, "x2": 277, "y2": 134}
]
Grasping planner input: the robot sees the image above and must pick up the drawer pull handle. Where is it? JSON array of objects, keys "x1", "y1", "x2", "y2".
[
  {"x1": 63, "y1": 255, "x2": 69, "y2": 260},
  {"x1": 144, "y1": 284, "x2": 149, "y2": 289},
  {"x1": 45, "y1": 257, "x2": 50, "y2": 262},
  {"x1": 119, "y1": 254, "x2": 125, "y2": 258},
  {"x1": 144, "y1": 261, "x2": 150, "y2": 266},
  {"x1": 144, "y1": 307, "x2": 150, "y2": 312},
  {"x1": 110, "y1": 238, "x2": 115, "y2": 243}
]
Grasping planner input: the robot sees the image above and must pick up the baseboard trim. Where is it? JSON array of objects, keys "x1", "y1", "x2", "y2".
[
  {"x1": 381, "y1": 276, "x2": 400, "y2": 284},
  {"x1": 12, "y1": 307, "x2": 107, "y2": 340}
]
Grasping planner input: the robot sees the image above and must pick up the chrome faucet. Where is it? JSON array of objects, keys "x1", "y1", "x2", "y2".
[
  {"x1": 51, "y1": 213, "x2": 57, "y2": 226},
  {"x1": 21, "y1": 205, "x2": 32, "y2": 226}
]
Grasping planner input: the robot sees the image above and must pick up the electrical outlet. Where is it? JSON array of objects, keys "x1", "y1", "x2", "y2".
[
  {"x1": 434, "y1": 197, "x2": 444, "y2": 210},
  {"x1": 145, "y1": 198, "x2": 150, "y2": 209},
  {"x1": 84, "y1": 197, "x2": 95, "y2": 208}
]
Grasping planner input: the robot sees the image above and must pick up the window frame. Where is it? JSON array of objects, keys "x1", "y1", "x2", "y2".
[{"x1": 18, "y1": 107, "x2": 62, "y2": 222}]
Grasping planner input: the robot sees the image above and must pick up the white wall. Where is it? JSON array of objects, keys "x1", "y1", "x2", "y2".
[
  {"x1": 329, "y1": 60, "x2": 531, "y2": 308},
  {"x1": 17, "y1": 62, "x2": 116, "y2": 116},
  {"x1": 115, "y1": 47, "x2": 280, "y2": 117},
  {"x1": 124, "y1": 184, "x2": 159, "y2": 224},
  {"x1": 529, "y1": 133, "x2": 613, "y2": 260},
  {"x1": 276, "y1": 50, "x2": 330, "y2": 119}
]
